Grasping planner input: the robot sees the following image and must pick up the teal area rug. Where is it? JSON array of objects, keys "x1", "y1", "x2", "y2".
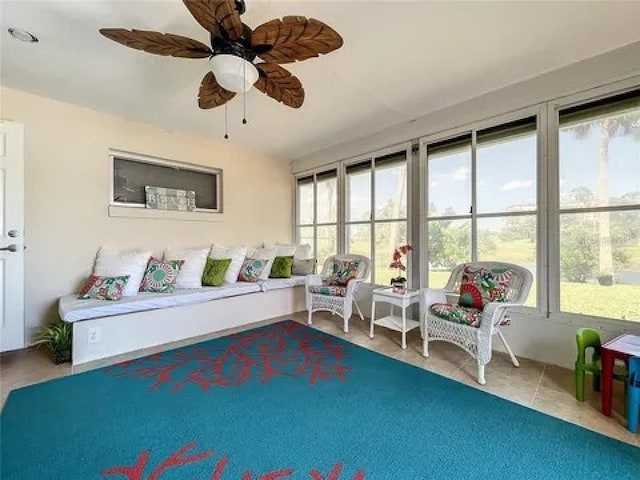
[{"x1": 1, "y1": 321, "x2": 638, "y2": 479}]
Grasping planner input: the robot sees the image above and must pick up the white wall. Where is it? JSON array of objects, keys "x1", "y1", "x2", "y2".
[
  {"x1": 0, "y1": 87, "x2": 293, "y2": 340},
  {"x1": 291, "y1": 42, "x2": 640, "y2": 369}
]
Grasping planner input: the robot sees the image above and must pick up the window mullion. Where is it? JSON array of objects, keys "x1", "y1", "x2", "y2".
[
  {"x1": 537, "y1": 107, "x2": 549, "y2": 315},
  {"x1": 471, "y1": 130, "x2": 478, "y2": 262},
  {"x1": 546, "y1": 102, "x2": 561, "y2": 316},
  {"x1": 370, "y1": 157, "x2": 376, "y2": 284},
  {"x1": 313, "y1": 173, "x2": 318, "y2": 262},
  {"x1": 337, "y1": 164, "x2": 345, "y2": 255}
]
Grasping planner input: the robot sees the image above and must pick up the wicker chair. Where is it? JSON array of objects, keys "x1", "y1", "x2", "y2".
[
  {"x1": 305, "y1": 254, "x2": 371, "y2": 333},
  {"x1": 420, "y1": 262, "x2": 533, "y2": 385}
]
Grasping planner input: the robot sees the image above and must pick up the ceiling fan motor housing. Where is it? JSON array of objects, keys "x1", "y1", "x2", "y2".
[{"x1": 210, "y1": 24, "x2": 259, "y2": 62}]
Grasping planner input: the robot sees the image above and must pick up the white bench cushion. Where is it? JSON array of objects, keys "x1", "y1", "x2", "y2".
[
  {"x1": 59, "y1": 282, "x2": 262, "y2": 322},
  {"x1": 258, "y1": 275, "x2": 307, "y2": 292}
]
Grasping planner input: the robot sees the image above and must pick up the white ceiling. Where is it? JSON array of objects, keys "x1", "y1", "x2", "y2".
[{"x1": 2, "y1": 1, "x2": 640, "y2": 161}]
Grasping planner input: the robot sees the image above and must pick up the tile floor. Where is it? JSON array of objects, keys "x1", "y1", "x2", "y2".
[{"x1": 1, "y1": 311, "x2": 638, "y2": 448}]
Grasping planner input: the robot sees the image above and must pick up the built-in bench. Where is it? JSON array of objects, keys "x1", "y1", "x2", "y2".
[{"x1": 60, "y1": 276, "x2": 307, "y2": 367}]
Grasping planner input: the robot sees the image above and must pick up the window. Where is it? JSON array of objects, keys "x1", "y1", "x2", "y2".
[
  {"x1": 111, "y1": 151, "x2": 221, "y2": 212},
  {"x1": 558, "y1": 91, "x2": 640, "y2": 321},
  {"x1": 345, "y1": 149, "x2": 409, "y2": 285},
  {"x1": 296, "y1": 170, "x2": 338, "y2": 269},
  {"x1": 425, "y1": 118, "x2": 538, "y2": 307}
]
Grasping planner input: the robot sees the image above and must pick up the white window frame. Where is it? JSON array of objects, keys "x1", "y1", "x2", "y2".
[
  {"x1": 419, "y1": 106, "x2": 546, "y2": 314},
  {"x1": 292, "y1": 75, "x2": 640, "y2": 329},
  {"x1": 342, "y1": 143, "x2": 412, "y2": 286},
  {"x1": 294, "y1": 165, "x2": 341, "y2": 269},
  {"x1": 108, "y1": 149, "x2": 223, "y2": 213},
  {"x1": 547, "y1": 78, "x2": 640, "y2": 328}
]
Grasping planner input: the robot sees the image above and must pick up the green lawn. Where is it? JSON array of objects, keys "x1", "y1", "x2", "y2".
[{"x1": 429, "y1": 270, "x2": 639, "y2": 322}]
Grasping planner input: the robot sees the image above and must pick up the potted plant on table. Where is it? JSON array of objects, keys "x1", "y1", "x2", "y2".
[
  {"x1": 389, "y1": 244, "x2": 413, "y2": 294},
  {"x1": 33, "y1": 318, "x2": 72, "y2": 364}
]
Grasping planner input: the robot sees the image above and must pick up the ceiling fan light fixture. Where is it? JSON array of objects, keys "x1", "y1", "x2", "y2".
[{"x1": 210, "y1": 54, "x2": 258, "y2": 93}]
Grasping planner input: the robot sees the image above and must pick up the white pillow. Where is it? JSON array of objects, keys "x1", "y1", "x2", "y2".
[
  {"x1": 163, "y1": 247, "x2": 209, "y2": 289},
  {"x1": 93, "y1": 247, "x2": 152, "y2": 297},
  {"x1": 251, "y1": 247, "x2": 278, "y2": 280},
  {"x1": 264, "y1": 243, "x2": 297, "y2": 257},
  {"x1": 210, "y1": 245, "x2": 248, "y2": 283},
  {"x1": 271, "y1": 243, "x2": 312, "y2": 260}
]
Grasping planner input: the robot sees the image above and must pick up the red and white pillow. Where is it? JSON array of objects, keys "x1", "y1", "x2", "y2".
[
  {"x1": 93, "y1": 247, "x2": 152, "y2": 297},
  {"x1": 458, "y1": 265, "x2": 513, "y2": 310}
]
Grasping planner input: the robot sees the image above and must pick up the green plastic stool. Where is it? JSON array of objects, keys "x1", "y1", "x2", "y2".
[{"x1": 575, "y1": 328, "x2": 627, "y2": 402}]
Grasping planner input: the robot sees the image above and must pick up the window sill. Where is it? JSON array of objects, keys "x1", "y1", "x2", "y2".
[{"x1": 108, "y1": 205, "x2": 225, "y2": 223}]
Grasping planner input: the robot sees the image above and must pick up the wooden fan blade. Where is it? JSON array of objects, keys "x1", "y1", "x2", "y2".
[
  {"x1": 255, "y1": 63, "x2": 305, "y2": 109},
  {"x1": 198, "y1": 71, "x2": 235, "y2": 109},
  {"x1": 183, "y1": 0, "x2": 243, "y2": 41},
  {"x1": 99, "y1": 28, "x2": 212, "y2": 58},
  {"x1": 251, "y1": 16, "x2": 343, "y2": 64}
]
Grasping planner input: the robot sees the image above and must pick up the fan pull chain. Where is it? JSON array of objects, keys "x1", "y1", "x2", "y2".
[
  {"x1": 242, "y1": 59, "x2": 248, "y2": 125},
  {"x1": 224, "y1": 103, "x2": 229, "y2": 140}
]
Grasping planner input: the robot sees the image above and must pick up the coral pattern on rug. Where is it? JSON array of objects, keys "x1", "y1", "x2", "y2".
[
  {"x1": 101, "y1": 441, "x2": 366, "y2": 480},
  {"x1": 104, "y1": 322, "x2": 351, "y2": 392}
]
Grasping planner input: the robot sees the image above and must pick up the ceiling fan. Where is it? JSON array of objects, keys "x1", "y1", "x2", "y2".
[{"x1": 99, "y1": 0, "x2": 343, "y2": 112}]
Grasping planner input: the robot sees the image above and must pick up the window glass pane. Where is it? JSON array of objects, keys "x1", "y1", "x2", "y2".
[
  {"x1": 427, "y1": 219, "x2": 471, "y2": 288},
  {"x1": 559, "y1": 102, "x2": 640, "y2": 209},
  {"x1": 560, "y1": 211, "x2": 640, "y2": 321},
  {"x1": 346, "y1": 224, "x2": 371, "y2": 281},
  {"x1": 316, "y1": 171, "x2": 337, "y2": 223},
  {"x1": 477, "y1": 216, "x2": 537, "y2": 307},
  {"x1": 347, "y1": 166, "x2": 371, "y2": 222},
  {"x1": 316, "y1": 225, "x2": 337, "y2": 270},
  {"x1": 375, "y1": 154, "x2": 407, "y2": 220},
  {"x1": 477, "y1": 126, "x2": 537, "y2": 214},
  {"x1": 427, "y1": 136, "x2": 472, "y2": 217},
  {"x1": 113, "y1": 157, "x2": 218, "y2": 209},
  {"x1": 374, "y1": 221, "x2": 407, "y2": 285},
  {"x1": 297, "y1": 181, "x2": 314, "y2": 225},
  {"x1": 298, "y1": 226, "x2": 314, "y2": 258}
]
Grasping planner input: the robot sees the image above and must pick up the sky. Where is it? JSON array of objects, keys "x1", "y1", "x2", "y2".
[{"x1": 429, "y1": 118, "x2": 639, "y2": 217}]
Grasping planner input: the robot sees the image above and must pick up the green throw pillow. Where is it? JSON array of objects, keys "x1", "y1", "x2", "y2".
[
  {"x1": 202, "y1": 257, "x2": 232, "y2": 287},
  {"x1": 270, "y1": 256, "x2": 294, "y2": 278}
]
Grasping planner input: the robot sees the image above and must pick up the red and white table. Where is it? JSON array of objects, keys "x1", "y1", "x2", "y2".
[{"x1": 601, "y1": 334, "x2": 640, "y2": 416}]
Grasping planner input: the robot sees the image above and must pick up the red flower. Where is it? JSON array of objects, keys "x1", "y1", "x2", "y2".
[{"x1": 389, "y1": 244, "x2": 412, "y2": 273}]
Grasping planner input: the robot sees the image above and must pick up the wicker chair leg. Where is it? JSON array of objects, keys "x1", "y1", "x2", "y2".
[
  {"x1": 354, "y1": 300, "x2": 365, "y2": 321},
  {"x1": 422, "y1": 332, "x2": 429, "y2": 358},
  {"x1": 477, "y1": 363, "x2": 486, "y2": 385},
  {"x1": 307, "y1": 309, "x2": 313, "y2": 325},
  {"x1": 497, "y1": 329, "x2": 519, "y2": 367}
]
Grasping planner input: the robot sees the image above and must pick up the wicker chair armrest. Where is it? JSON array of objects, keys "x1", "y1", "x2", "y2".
[
  {"x1": 305, "y1": 274, "x2": 325, "y2": 287},
  {"x1": 345, "y1": 278, "x2": 364, "y2": 300},
  {"x1": 420, "y1": 288, "x2": 447, "y2": 310},
  {"x1": 480, "y1": 302, "x2": 523, "y2": 333}
]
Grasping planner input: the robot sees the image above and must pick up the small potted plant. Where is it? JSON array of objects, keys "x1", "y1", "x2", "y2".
[
  {"x1": 389, "y1": 244, "x2": 413, "y2": 294},
  {"x1": 33, "y1": 318, "x2": 72, "y2": 364}
]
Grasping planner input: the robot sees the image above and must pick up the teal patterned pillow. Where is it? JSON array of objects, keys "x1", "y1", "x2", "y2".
[
  {"x1": 79, "y1": 275, "x2": 130, "y2": 301},
  {"x1": 238, "y1": 258, "x2": 268, "y2": 282},
  {"x1": 328, "y1": 259, "x2": 362, "y2": 286},
  {"x1": 139, "y1": 257, "x2": 184, "y2": 293}
]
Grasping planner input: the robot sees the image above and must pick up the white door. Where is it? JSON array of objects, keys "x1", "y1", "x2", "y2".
[{"x1": 0, "y1": 121, "x2": 25, "y2": 352}]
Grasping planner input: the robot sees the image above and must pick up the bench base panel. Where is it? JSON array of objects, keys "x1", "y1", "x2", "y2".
[{"x1": 72, "y1": 286, "x2": 305, "y2": 367}]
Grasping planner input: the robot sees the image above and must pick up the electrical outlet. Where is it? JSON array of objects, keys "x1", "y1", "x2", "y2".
[{"x1": 88, "y1": 327, "x2": 101, "y2": 344}]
